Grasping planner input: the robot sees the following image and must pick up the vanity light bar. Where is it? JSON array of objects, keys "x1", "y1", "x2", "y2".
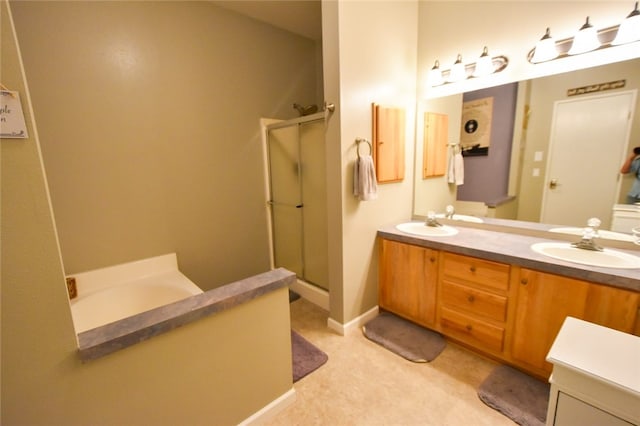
[
  {"x1": 429, "y1": 47, "x2": 509, "y2": 87},
  {"x1": 528, "y1": 2, "x2": 640, "y2": 64}
]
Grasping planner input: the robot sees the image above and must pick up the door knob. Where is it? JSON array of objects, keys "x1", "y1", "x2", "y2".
[{"x1": 549, "y1": 179, "x2": 559, "y2": 189}]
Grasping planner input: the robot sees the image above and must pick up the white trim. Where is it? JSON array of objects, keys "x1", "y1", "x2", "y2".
[
  {"x1": 259, "y1": 117, "x2": 280, "y2": 270},
  {"x1": 238, "y1": 387, "x2": 296, "y2": 425},
  {"x1": 291, "y1": 279, "x2": 329, "y2": 311},
  {"x1": 327, "y1": 305, "x2": 379, "y2": 336},
  {"x1": 265, "y1": 111, "x2": 324, "y2": 131}
]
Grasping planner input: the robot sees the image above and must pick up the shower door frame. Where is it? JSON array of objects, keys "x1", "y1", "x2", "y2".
[{"x1": 262, "y1": 111, "x2": 329, "y2": 299}]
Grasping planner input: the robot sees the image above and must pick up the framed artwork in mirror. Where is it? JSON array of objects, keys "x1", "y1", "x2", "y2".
[{"x1": 460, "y1": 96, "x2": 493, "y2": 156}]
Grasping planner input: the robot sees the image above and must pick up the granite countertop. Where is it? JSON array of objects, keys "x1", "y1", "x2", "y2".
[
  {"x1": 76, "y1": 268, "x2": 296, "y2": 362},
  {"x1": 378, "y1": 221, "x2": 640, "y2": 292}
]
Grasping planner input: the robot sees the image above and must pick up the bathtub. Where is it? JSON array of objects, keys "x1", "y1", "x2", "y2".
[{"x1": 68, "y1": 253, "x2": 203, "y2": 333}]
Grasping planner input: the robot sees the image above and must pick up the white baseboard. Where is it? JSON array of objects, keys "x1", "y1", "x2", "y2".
[
  {"x1": 291, "y1": 279, "x2": 329, "y2": 311},
  {"x1": 327, "y1": 305, "x2": 379, "y2": 336},
  {"x1": 238, "y1": 387, "x2": 296, "y2": 425}
]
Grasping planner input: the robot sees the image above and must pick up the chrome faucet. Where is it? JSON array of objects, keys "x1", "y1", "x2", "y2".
[
  {"x1": 445, "y1": 204, "x2": 455, "y2": 219},
  {"x1": 571, "y1": 217, "x2": 603, "y2": 251},
  {"x1": 425, "y1": 210, "x2": 443, "y2": 227}
]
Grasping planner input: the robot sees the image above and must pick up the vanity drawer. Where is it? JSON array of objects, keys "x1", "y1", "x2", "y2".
[
  {"x1": 441, "y1": 280, "x2": 508, "y2": 322},
  {"x1": 441, "y1": 253, "x2": 510, "y2": 293},
  {"x1": 440, "y1": 306, "x2": 505, "y2": 353}
]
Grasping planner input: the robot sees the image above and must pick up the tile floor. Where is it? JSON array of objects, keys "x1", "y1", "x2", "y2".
[{"x1": 261, "y1": 298, "x2": 518, "y2": 425}]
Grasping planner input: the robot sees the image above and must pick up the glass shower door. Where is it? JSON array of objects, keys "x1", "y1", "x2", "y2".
[
  {"x1": 268, "y1": 124, "x2": 304, "y2": 278},
  {"x1": 299, "y1": 120, "x2": 328, "y2": 289},
  {"x1": 267, "y1": 118, "x2": 328, "y2": 291}
]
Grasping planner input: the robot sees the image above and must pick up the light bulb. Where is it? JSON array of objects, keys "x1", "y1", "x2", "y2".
[
  {"x1": 568, "y1": 17, "x2": 601, "y2": 55},
  {"x1": 473, "y1": 47, "x2": 494, "y2": 77},
  {"x1": 531, "y1": 28, "x2": 559, "y2": 63},
  {"x1": 448, "y1": 54, "x2": 467, "y2": 82},
  {"x1": 612, "y1": 1, "x2": 640, "y2": 45},
  {"x1": 429, "y1": 60, "x2": 444, "y2": 86}
]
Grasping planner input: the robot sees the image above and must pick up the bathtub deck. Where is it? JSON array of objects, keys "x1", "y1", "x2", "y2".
[{"x1": 76, "y1": 268, "x2": 295, "y2": 362}]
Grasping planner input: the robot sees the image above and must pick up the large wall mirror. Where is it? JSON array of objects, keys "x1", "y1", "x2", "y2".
[{"x1": 414, "y1": 57, "x2": 640, "y2": 239}]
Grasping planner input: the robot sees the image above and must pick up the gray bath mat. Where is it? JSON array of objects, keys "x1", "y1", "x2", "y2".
[
  {"x1": 478, "y1": 364, "x2": 550, "y2": 426},
  {"x1": 291, "y1": 330, "x2": 328, "y2": 382},
  {"x1": 362, "y1": 311, "x2": 446, "y2": 362}
]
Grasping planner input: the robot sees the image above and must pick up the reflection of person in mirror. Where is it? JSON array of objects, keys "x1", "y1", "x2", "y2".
[{"x1": 620, "y1": 146, "x2": 640, "y2": 204}]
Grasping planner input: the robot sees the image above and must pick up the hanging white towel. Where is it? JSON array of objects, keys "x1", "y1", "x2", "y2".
[
  {"x1": 447, "y1": 146, "x2": 464, "y2": 186},
  {"x1": 454, "y1": 151, "x2": 464, "y2": 185},
  {"x1": 353, "y1": 155, "x2": 378, "y2": 201},
  {"x1": 447, "y1": 149, "x2": 456, "y2": 184}
]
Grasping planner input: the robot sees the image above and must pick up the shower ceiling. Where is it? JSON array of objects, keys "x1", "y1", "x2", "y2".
[{"x1": 211, "y1": 1, "x2": 322, "y2": 41}]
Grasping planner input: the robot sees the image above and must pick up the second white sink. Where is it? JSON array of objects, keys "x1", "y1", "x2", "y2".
[
  {"x1": 531, "y1": 242, "x2": 640, "y2": 269},
  {"x1": 396, "y1": 222, "x2": 459, "y2": 237}
]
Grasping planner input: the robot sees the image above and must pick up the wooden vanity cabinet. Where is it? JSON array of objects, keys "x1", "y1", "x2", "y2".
[
  {"x1": 379, "y1": 239, "x2": 438, "y2": 327},
  {"x1": 438, "y1": 253, "x2": 511, "y2": 355},
  {"x1": 510, "y1": 267, "x2": 640, "y2": 378},
  {"x1": 378, "y1": 237, "x2": 639, "y2": 380}
]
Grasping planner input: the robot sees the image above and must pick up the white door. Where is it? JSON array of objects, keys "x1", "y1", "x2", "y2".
[{"x1": 540, "y1": 91, "x2": 635, "y2": 228}]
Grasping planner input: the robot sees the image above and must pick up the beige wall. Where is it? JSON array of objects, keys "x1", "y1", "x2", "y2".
[
  {"x1": 10, "y1": 0, "x2": 320, "y2": 289},
  {"x1": 324, "y1": 1, "x2": 418, "y2": 323},
  {"x1": 2, "y1": 1, "x2": 294, "y2": 423}
]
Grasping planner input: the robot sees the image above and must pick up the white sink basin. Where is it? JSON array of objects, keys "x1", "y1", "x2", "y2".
[
  {"x1": 396, "y1": 222, "x2": 459, "y2": 237},
  {"x1": 548, "y1": 227, "x2": 635, "y2": 242},
  {"x1": 435, "y1": 214, "x2": 484, "y2": 223},
  {"x1": 531, "y1": 242, "x2": 640, "y2": 269}
]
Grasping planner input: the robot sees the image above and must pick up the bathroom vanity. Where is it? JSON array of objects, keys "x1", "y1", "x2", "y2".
[{"x1": 377, "y1": 222, "x2": 640, "y2": 380}]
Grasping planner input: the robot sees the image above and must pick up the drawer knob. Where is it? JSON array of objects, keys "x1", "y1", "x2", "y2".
[
  {"x1": 467, "y1": 295, "x2": 475, "y2": 303},
  {"x1": 466, "y1": 324, "x2": 473, "y2": 332},
  {"x1": 470, "y1": 266, "x2": 476, "y2": 273},
  {"x1": 521, "y1": 278, "x2": 528, "y2": 285}
]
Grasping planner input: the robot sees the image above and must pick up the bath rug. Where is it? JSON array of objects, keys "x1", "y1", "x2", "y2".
[
  {"x1": 478, "y1": 364, "x2": 550, "y2": 426},
  {"x1": 362, "y1": 311, "x2": 446, "y2": 362},
  {"x1": 289, "y1": 290, "x2": 301, "y2": 303},
  {"x1": 291, "y1": 330, "x2": 328, "y2": 382}
]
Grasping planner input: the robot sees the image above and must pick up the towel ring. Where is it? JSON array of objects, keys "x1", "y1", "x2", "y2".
[{"x1": 356, "y1": 138, "x2": 372, "y2": 158}]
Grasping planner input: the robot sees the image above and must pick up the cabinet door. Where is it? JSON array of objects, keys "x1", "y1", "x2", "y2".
[
  {"x1": 511, "y1": 268, "x2": 640, "y2": 376},
  {"x1": 379, "y1": 239, "x2": 438, "y2": 327},
  {"x1": 372, "y1": 104, "x2": 405, "y2": 183},
  {"x1": 511, "y1": 269, "x2": 589, "y2": 374},
  {"x1": 553, "y1": 392, "x2": 634, "y2": 426},
  {"x1": 584, "y1": 284, "x2": 640, "y2": 334}
]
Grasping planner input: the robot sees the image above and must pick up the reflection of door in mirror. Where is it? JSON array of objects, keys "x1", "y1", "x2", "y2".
[{"x1": 540, "y1": 91, "x2": 636, "y2": 229}]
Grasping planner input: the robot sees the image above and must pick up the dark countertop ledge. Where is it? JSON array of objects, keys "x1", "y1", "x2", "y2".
[
  {"x1": 379, "y1": 222, "x2": 640, "y2": 292},
  {"x1": 77, "y1": 268, "x2": 296, "y2": 362}
]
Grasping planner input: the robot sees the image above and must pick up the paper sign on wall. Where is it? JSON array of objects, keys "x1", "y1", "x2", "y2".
[
  {"x1": 1, "y1": 90, "x2": 29, "y2": 139},
  {"x1": 460, "y1": 96, "x2": 493, "y2": 157}
]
